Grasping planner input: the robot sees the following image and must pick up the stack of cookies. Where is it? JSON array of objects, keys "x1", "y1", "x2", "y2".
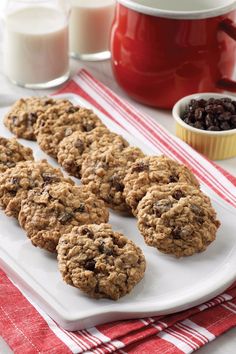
[{"x1": 1, "y1": 95, "x2": 221, "y2": 299}]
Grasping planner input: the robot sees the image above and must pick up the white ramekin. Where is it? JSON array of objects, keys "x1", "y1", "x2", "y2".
[{"x1": 172, "y1": 93, "x2": 236, "y2": 160}]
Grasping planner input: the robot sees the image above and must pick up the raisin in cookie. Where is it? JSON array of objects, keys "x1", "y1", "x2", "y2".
[
  {"x1": 124, "y1": 155, "x2": 200, "y2": 216},
  {"x1": 19, "y1": 183, "x2": 109, "y2": 253},
  {"x1": 57, "y1": 127, "x2": 129, "y2": 178},
  {"x1": 57, "y1": 224, "x2": 146, "y2": 300},
  {"x1": 137, "y1": 184, "x2": 220, "y2": 257},
  {"x1": 0, "y1": 137, "x2": 33, "y2": 173},
  {"x1": 0, "y1": 160, "x2": 74, "y2": 218},
  {"x1": 4, "y1": 97, "x2": 73, "y2": 140},
  {"x1": 81, "y1": 146, "x2": 145, "y2": 213},
  {"x1": 35, "y1": 106, "x2": 105, "y2": 158}
]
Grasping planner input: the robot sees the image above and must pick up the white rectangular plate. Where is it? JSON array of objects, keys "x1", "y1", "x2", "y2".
[{"x1": 0, "y1": 93, "x2": 236, "y2": 331}]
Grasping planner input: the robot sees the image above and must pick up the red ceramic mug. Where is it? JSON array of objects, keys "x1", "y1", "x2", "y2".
[{"x1": 111, "y1": 0, "x2": 236, "y2": 109}]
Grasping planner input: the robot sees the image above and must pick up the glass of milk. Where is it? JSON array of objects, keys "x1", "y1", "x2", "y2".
[
  {"x1": 2, "y1": 0, "x2": 70, "y2": 88},
  {"x1": 70, "y1": 0, "x2": 116, "y2": 61}
]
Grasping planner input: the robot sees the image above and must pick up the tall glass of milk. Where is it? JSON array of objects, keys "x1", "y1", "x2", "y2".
[
  {"x1": 3, "y1": 0, "x2": 70, "y2": 88},
  {"x1": 70, "y1": 0, "x2": 116, "y2": 61}
]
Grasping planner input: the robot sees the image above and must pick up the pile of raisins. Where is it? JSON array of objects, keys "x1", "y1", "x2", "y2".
[{"x1": 181, "y1": 97, "x2": 236, "y2": 131}]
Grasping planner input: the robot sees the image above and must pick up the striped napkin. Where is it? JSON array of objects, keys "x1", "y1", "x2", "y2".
[{"x1": 1, "y1": 69, "x2": 236, "y2": 354}]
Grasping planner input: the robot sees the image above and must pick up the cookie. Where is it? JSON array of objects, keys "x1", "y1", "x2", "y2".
[
  {"x1": 137, "y1": 183, "x2": 220, "y2": 257},
  {"x1": 35, "y1": 106, "x2": 105, "y2": 158},
  {"x1": 81, "y1": 146, "x2": 145, "y2": 213},
  {"x1": 57, "y1": 223, "x2": 146, "y2": 300},
  {"x1": 57, "y1": 127, "x2": 129, "y2": 178},
  {"x1": 4, "y1": 97, "x2": 73, "y2": 140},
  {"x1": 0, "y1": 160, "x2": 74, "y2": 218},
  {"x1": 124, "y1": 155, "x2": 200, "y2": 215},
  {"x1": 0, "y1": 137, "x2": 34, "y2": 173},
  {"x1": 19, "y1": 183, "x2": 109, "y2": 253}
]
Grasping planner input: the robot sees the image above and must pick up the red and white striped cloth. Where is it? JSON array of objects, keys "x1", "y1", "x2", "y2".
[{"x1": 1, "y1": 69, "x2": 236, "y2": 354}]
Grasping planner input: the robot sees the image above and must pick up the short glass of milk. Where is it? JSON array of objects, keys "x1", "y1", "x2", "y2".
[
  {"x1": 3, "y1": 0, "x2": 70, "y2": 89},
  {"x1": 70, "y1": 0, "x2": 116, "y2": 61}
]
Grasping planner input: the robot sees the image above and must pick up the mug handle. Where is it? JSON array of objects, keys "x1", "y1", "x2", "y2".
[{"x1": 217, "y1": 19, "x2": 236, "y2": 91}]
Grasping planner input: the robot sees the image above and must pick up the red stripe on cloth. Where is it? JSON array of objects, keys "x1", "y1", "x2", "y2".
[
  {"x1": 0, "y1": 270, "x2": 71, "y2": 354},
  {"x1": 212, "y1": 162, "x2": 236, "y2": 186},
  {"x1": 120, "y1": 335, "x2": 185, "y2": 354},
  {"x1": 190, "y1": 300, "x2": 236, "y2": 337},
  {"x1": 106, "y1": 297, "x2": 236, "y2": 353},
  {"x1": 95, "y1": 318, "x2": 159, "y2": 341},
  {"x1": 90, "y1": 289, "x2": 236, "y2": 353}
]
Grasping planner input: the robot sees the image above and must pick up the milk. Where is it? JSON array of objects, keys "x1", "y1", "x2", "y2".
[
  {"x1": 69, "y1": 0, "x2": 115, "y2": 58},
  {"x1": 3, "y1": 7, "x2": 69, "y2": 86}
]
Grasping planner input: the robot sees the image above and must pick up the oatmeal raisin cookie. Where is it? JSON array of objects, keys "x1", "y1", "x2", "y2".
[
  {"x1": 4, "y1": 97, "x2": 73, "y2": 140},
  {"x1": 124, "y1": 155, "x2": 199, "y2": 215},
  {"x1": 19, "y1": 183, "x2": 109, "y2": 253},
  {"x1": 0, "y1": 137, "x2": 33, "y2": 173},
  {"x1": 35, "y1": 106, "x2": 105, "y2": 158},
  {"x1": 57, "y1": 223, "x2": 146, "y2": 300},
  {"x1": 137, "y1": 183, "x2": 220, "y2": 257},
  {"x1": 81, "y1": 146, "x2": 145, "y2": 213},
  {"x1": 0, "y1": 160, "x2": 74, "y2": 218},
  {"x1": 57, "y1": 127, "x2": 128, "y2": 178}
]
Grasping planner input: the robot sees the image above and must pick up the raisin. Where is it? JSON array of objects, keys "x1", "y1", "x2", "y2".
[
  {"x1": 98, "y1": 242, "x2": 113, "y2": 256},
  {"x1": 172, "y1": 190, "x2": 184, "y2": 200},
  {"x1": 172, "y1": 226, "x2": 181, "y2": 239},
  {"x1": 180, "y1": 97, "x2": 236, "y2": 131},
  {"x1": 218, "y1": 112, "x2": 230, "y2": 121},
  {"x1": 132, "y1": 162, "x2": 149, "y2": 173},
  {"x1": 85, "y1": 260, "x2": 96, "y2": 271},
  {"x1": 196, "y1": 217, "x2": 204, "y2": 224},
  {"x1": 220, "y1": 121, "x2": 231, "y2": 130},
  {"x1": 205, "y1": 114, "x2": 213, "y2": 128},
  {"x1": 28, "y1": 113, "x2": 37, "y2": 124},
  {"x1": 110, "y1": 175, "x2": 124, "y2": 192},
  {"x1": 194, "y1": 107, "x2": 204, "y2": 120},
  {"x1": 43, "y1": 99, "x2": 53, "y2": 105},
  {"x1": 215, "y1": 104, "x2": 224, "y2": 114},
  {"x1": 194, "y1": 121, "x2": 204, "y2": 129},
  {"x1": 66, "y1": 106, "x2": 79, "y2": 114},
  {"x1": 169, "y1": 175, "x2": 178, "y2": 183},
  {"x1": 9, "y1": 190, "x2": 17, "y2": 196},
  {"x1": 81, "y1": 227, "x2": 94, "y2": 238},
  {"x1": 74, "y1": 139, "x2": 84, "y2": 152},
  {"x1": 42, "y1": 174, "x2": 60, "y2": 184},
  {"x1": 224, "y1": 102, "x2": 235, "y2": 113},
  {"x1": 231, "y1": 115, "x2": 236, "y2": 128}
]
